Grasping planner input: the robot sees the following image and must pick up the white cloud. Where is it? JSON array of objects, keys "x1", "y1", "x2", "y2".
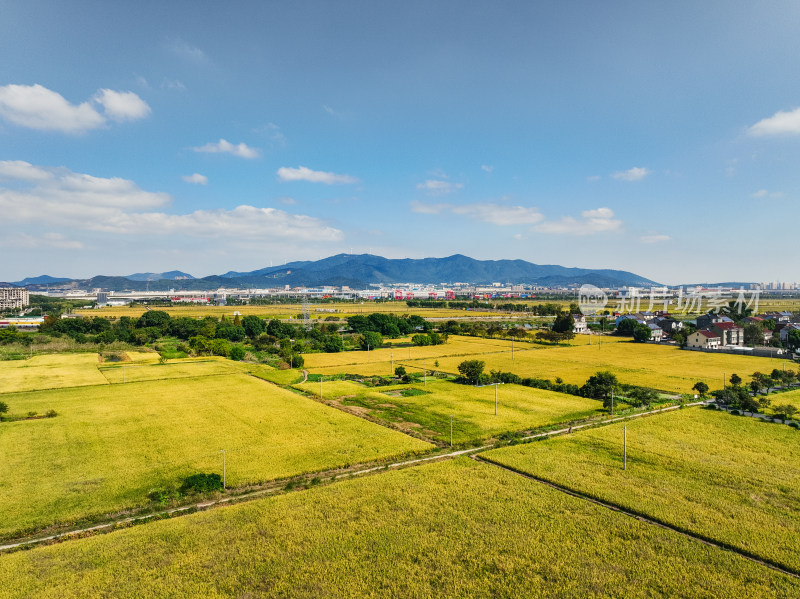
[
  {"x1": 640, "y1": 233, "x2": 671, "y2": 244},
  {"x1": 193, "y1": 139, "x2": 260, "y2": 159},
  {"x1": 0, "y1": 161, "x2": 343, "y2": 244},
  {"x1": 416, "y1": 180, "x2": 463, "y2": 195},
  {"x1": 481, "y1": 164, "x2": 494, "y2": 173},
  {"x1": 93, "y1": 89, "x2": 151, "y2": 121},
  {"x1": 611, "y1": 166, "x2": 651, "y2": 182},
  {"x1": 0, "y1": 160, "x2": 54, "y2": 182},
  {"x1": 533, "y1": 207, "x2": 622, "y2": 235},
  {"x1": 277, "y1": 166, "x2": 358, "y2": 184},
  {"x1": 751, "y1": 189, "x2": 783, "y2": 199},
  {"x1": 0, "y1": 84, "x2": 150, "y2": 133},
  {"x1": 748, "y1": 107, "x2": 800, "y2": 136},
  {"x1": 279, "y1": 197, "x2": 297, "y2": 205},
  {"x1": 182, "y1": 173, "x2": 208, "y2": 185},
  {"x1": 587, "y1": 175, "x2": 601, "y2": 182},
  {"x1": 410, "y1": 200, "x2": 543, "y2": 225},
  {"x1": 0, "y1": 84, "x2": 105, "y2": 133}
]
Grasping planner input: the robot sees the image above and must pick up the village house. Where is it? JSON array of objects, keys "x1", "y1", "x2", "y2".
[
  {"x1": 572, "y1": 314, "x2": 588, "y2": 334},
  {"x1": 710, "y1": 321, "x2": 744, "y2": 346},
  {"x1": 687, "y1": 329, "x2": 721, "y2": 349}
]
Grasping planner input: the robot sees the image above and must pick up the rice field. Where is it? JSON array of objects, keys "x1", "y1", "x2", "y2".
[
  {"x1": 484, "y1": 407, "x2": 800, "y2": 572},
  {"x1": 0, "y1": 353, "x2": 108, "y2": 394},
  {"x1": 294, "y1": 378, "x2": 604, "y2": 443},
  {"x1": 88, "y1": 302, "x2": 502, "y2": 320},
  {"x1": 0, "y1": 374, "x2": 431, "y2": 541},
  {"x1": 408, "y1": 342, "x2": 789, "y2": 394},
  {"x1": 97, "y1": 356, "x2": 241, "y2": 384},
  {"x1": 1, "y1": 458, "x2": 797, "y2": 598}
]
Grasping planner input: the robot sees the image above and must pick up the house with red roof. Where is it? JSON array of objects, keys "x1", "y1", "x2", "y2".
[{"x1": 687, "y1": 329, "x2": 721, "y2": 349}]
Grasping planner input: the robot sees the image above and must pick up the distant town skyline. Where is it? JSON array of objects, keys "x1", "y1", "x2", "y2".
[{"x1": 1, "y1": 1, "x2": 799, "y2": 284}]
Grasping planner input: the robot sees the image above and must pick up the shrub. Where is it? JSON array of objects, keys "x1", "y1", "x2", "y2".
[
  {"x1": 179, "y1": 473, "x2": 223, "y2": 494},
  {"x1": 229, "y1": 345, "x2": 246, "y2": 361},
  {"x1": 45, "y1": 409, "x2": 57, "y2": 418},
  {"x1": 788, "y1": 421, "x2": 799, "y2": 429},
  {"x1": 730, "y1": 409, "x2": 741, "y2": 416}
]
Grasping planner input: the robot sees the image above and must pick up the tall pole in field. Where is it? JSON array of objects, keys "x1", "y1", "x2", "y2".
[
  {"x1": 320, "y1": 376, "x2": 323, "y2": 399},
  {"x1": 122, "y1": 366, "x2": 125, "y2": 384},
  {"x1": 611, "y1": 390, "x2": 614, "y2": 416},
  {"x1": 623, "y1": 425, "x2": 627, "y2": 470},
  {"x1": 222, "y1": 449, "x2": 226, "y2": 489},
  {"x1": 511, "y1": 337, "x2": 514, "y2": 360},
  {"x1": 450, "y1": 415, "x2": 453, "y2": 447},
  {"x1": 391, "y1": 351, "x2": 394, "y2": 375},
  {"x1": 495, "y1": 383, "x2": 498, "y2": 416}
]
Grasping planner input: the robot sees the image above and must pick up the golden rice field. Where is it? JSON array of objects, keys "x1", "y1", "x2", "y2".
[
  {"x1": 409, "y1": 342, "x2": 789, "y2": 394},
  {"x1": 87, "y1": 302, "x2": 502, "y2": 320},
  {"x1": 2, "y1": 458, "x2": 797, "y2": 598},
  {"x1": 0, "y1": 374, "x2": 430, "y2": 541},
  {"x1": 294, "y1": 378, "x2": 603, "y2": 443},
  {"x1": 485, "y1": 407, "x2": 800, "y2": 572},
  {"x1": 304, "y1": 334, "x2": 626, "y2": 377},
  {"x1": 97, "y1": 356, "x2": 241, "y2": 384},
  {"x1": 0, "y1": 353, "x2": 108, "y2": 394}
]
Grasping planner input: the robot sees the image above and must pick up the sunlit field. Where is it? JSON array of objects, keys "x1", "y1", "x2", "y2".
[
  {"x1": 409, "y1": 342, "x2": 788, "y2": 394},
  {"x1": 2, "y1": 458, "x2": 797, "y2": 598},
  {"x1": 97, "y1": 356, "x2": 241, "y2": 384},
  {"x1": 0, "y1": 353, "x2": 107, "y2": 394},
  {"x1": 87, "y1": 302, "x2": 503, "y2": 320},
  {"x1": 294, "y1": 378, "x2": 603, "y2": 443},
  {"x1": 0, "y1": 374, "x2": 430, "y2": 541},
  {"x1": 485, "y1": 407, "x2": 800, "y2": 571}
]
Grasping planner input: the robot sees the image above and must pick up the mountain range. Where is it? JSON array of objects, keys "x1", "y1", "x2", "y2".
[{"x1": 8, "y1": 254, "x2": 659, "y2": 292}]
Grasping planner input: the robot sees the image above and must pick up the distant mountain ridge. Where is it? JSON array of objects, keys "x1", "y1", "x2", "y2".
[{"x1": 9, "y1": 254, "x2": 659, "y2": 292}]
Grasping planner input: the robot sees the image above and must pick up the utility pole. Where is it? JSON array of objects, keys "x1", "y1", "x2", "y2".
[
  {"x1": 511, "y1": 337, "x2": 514, "y2": 360},
  {"x1": 222, "y1": 449, "x2": 226, "y2": 489},
  {"x1": 122, "y1": 366, "x2": 125, "y2": 384},
  {"x1": 494, "y1": 383, "x2": 500, "y2": 415},
  {"x1": 623, "y1": 424, "x2": 627, "y2": 470},
  {"x1": 450, "y1": 415, "x2": 453, "y2": 447},
  {"x1": 611, "y1": 390, "x2": 614, "y2": 416},
  {"x1": 391, "y1": 351, "x2": 394, "y2": 375},
  {"x1": 319, "y1": 376, "x2": 323, "y2": 399}
]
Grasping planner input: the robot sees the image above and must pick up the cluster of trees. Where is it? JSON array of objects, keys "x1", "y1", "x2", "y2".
[
  {"x1": 615, "y1": 318, "x2": 654, "y2": 343},
  {"x1": 704, "y1": 369, "x2": 799, "y2": 415},
  {"x1": 347, "y1": 313, "x2": 430, "y2": 338}
]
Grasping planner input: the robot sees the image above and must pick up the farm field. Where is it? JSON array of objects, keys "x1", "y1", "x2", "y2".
[
  {"x1": 294, "y1": 378, "x2": 603, "y2": 443},
  {"x1": 485, "y1": 407, "x2": 800, "y2": 572},
  {"x1": 0, "y1": 374, "x2": 430, "y2": 541},
  {"x1": 2, "y1": 458, "x2": 797, "y2": 598},
  {"x1": 97, "y1": 356, "x2": 241, "y2": 384},
  {"x1": 303, "y1": 335, "x2": 627, "y2": 377},
  {"x1": 0, "y1": 353, "x2": 108, "y2": 394},
  {"x1": 409, "y1": 342, "x2": 788, "y2": 393},
  {"x1": 88, "y1": 302, "x2": 503, "y2": 320}
]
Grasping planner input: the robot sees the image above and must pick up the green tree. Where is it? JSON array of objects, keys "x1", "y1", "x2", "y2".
[
  {"x1": 411, "y1": 333, "x2": 431, "y2": 346},
  {"x1": 136, "y1": 310, "x2": 171, "y2": 332},
  {"x1": 457, "y1": 360, "x2": 485, "y2": 385},
  {"x1": 229, "y1": 345, "x2": 246, "y2": 361},
  {"x1": 729, "y1": 373, "x2": 742, "y2": 387},
  {"x1": 615, "y1": 318, "x2": 638, "y2": 336},
  {"x1": 241, "y1": 315, "x2": 264, "y2": 339},
  {"x1": 580, "y1": 371, "x2": 619, "y2": 402},
  {"x1": 788, "y1": 329, "x2": 800, "y2": 352},
  {"x1": 692, "y1": 381, "x2": 709, "y2": 397},
  {"x1": 323, "y1": 334, "x2": 344, "y2": 353},
  {"x1": 0, "y1": 401, "x2": 8, "y2": 415},
  {"x1": 394, "y1": 366, "x2": 406, "y2": 377},
  {"x1": 626, "y1": 387, "x2": 659, "y2": 408},
  {"x1": 773, "y1": 404, "x2": 798, "y2": 421},
  {"x1": 743, "y1": 324, "x2": 764, "y2": 347},
  {"x1": 360, "y1": 331, "x2": 383, "y2": 350},
  {"x1": 552, "y1": 313, "x2": 575, "y2": 334},
  {"x1": 632, "y1": 322, "x2": 652, "y2": 343}
]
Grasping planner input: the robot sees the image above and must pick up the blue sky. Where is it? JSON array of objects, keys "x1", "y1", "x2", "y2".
[{"x1": 1, "y1": 1, "x2": 799, "y2": 284}]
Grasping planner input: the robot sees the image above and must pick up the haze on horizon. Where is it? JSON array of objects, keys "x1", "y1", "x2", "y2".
[{"x1": 1, "y1": 1, "x2": 799, "y2": 285}]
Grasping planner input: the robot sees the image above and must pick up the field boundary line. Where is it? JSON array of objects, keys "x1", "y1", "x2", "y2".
[
  {"x1": 0, "y1": 400, "x2": 707, "y2": 554},
  {"x1": 473, "y1": 455, "x2": 800, "y2": 580},
  {"x1": 0, "y1": 446, "x2": 487, "y2": 554}
]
